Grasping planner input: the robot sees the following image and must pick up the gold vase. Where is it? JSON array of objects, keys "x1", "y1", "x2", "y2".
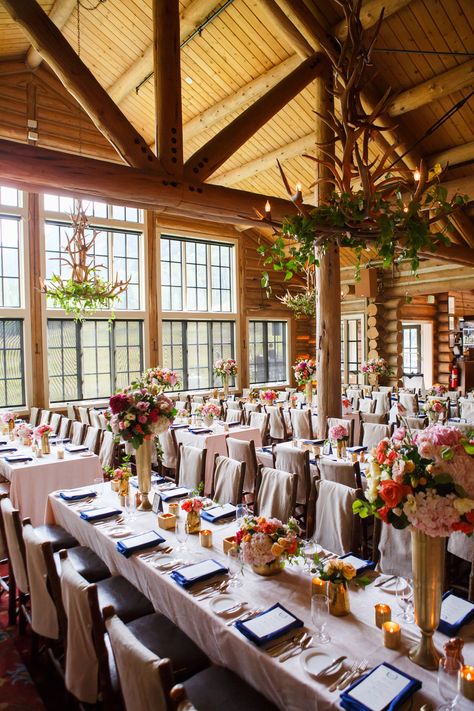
[
  {"x1": 135, "y1": 439, "x2": 153, "y2": 511},
  {"x1": 118, "y1": 478, "x2": 130, "y2": 498},
  {"x1": 223, "y1": 374, "x2": 229, "y2": 398},
  {"x1": 369, "y1": 373, "x2": 379, "y2": 388},
  {"x1": 252, "y1": 557, "x2": 283, "y2": 576},
  {"x1": 336, "y1": 440, "x2": 346, "y2": 459},
  {"x1": 409, "y1": 529, "x2": 445, "y2": 670},
  {"x1": 328, "y1": 581, "x2": 350, "y2": 616},
  {"x1": 41, "y1": 433, "x2": 50, "y2": 455},
  {"x1": 305, "y1": 381, "x2": 313, "y2": 405},
  {"x1": 185, "y1": 509, "x2": 201, "y2": 534}
]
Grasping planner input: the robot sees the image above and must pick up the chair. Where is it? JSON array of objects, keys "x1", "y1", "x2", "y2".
[
  {"x1": 98, "y1": 430, "x2": 116, "y2": 470},
  {"x1": 225, "y1": 408, "x2": 243, "y2": 425},
  {"x1": 226, "y1": 401, "x2": 242, "y2": 411},
  {"x1": 309, "y1": 479, "x2": 362, "y2": 556},
  {"x1": 447, "y1": 532, "x2": 474, "y2": 602},
  {"x1": 361, "y1": 412, "x2": 388, "y2": 425},
  {"x1": 398, "y1": 392, "x2": 419, "y2": 415},
  {"x1": 249, "y1": 411, "x2": 269, "y2": 443},
  {"x1": 99, "y1": 413, "x2": 108, "y2": 429},
  {"x1": 226, "y1": 437, "x2": 259, "y2": 496},
  {"x1": 372, "y1": 392, "x2": 391, "y2": 415},
  {"x1": 362, "y1": 423, "x2": 391, "y2": 450},
  {"x1": 29, "y1": 407, "x2": 41, "y2": 427},
  {"x1": 460, "y1": 399, "x2": 474, "y2": 423},
  {"x1": 346, "y1": 388, "x2": 362, "y2": 409},
  {"x1": 39, "y1": 409, "x2": 51, "y2": 426},
  {"x1": 66, "y1": 403, "x2": 76, "y2": 421},
  {"x1": 289, "y1": 408, "x2": 313, "y2": 439},
  {"x1": 265, "y1": 405, "x2": 288, "y2": 442},
  {"x1": 254, "y1": 466, "x2": 297, "y2": 522},
  {"x1": 175, "y1": 400, "x2": 189, "y2": 412},
  {"x1": 83, "y1": 426, "x2": 101, "y2": 455},
  {"x1": 70, "y1": 420, "x2": 86, "y2": 445},
  {"x1": 176, "y1": 444, "x2": 206, "y2": 491},
  {"x1": 58, "y1": 416, "x2": 71, "y2": 440},
  {"x1": 211, "y1": 454, "x2": 245, "y2": 505},
  {"x1": 89, "y1": 409, "x2": 102, "y2": 429},
  {"x1": 358, "y1": 398, "x2": 376, "y2": 414},
  {"x1": 158, "y1": 429, "x2": 178, "y2": 474},
  {"x1": 243, "y1": 402, "x2": 261, "y2": 424},
  {"x1": 327, "y1": 417, "x2": 354, "y2": 447},
  {"x1": 78, "y1": 406, "x2": 91, "y2": 425},
  {"x1": 316, "y1": 458, "x2": 362, "y2": 489},
  {"x1": 273, "y1": 445, "x2": 311, "y2": 534},
  {"x1": 378, "y1": 386, "x2": 393, "y2": 394},
  {"x1": 372, "y1": 518, "x2": 412, "y2": 578},
  {"x1": 49, "y1": 412, "x2": 62, "y2": 435}
]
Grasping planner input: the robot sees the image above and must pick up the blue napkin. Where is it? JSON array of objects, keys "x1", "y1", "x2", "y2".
[
  {"x1": 64, "y1": 444, "x2": 89, "y2": 453},
  {"x1": 170, "y1": 423, "x2": 189, "y2": 430},
  {"x1": 438, "y1": 590, "x2": 474, "y2": 636},
  {"x1": 235, "y1": 603, "x2": 304, "y2": 646},
  {"x1": 188, "y1": 428, "x2": 212, "y2": 434},
  {"x1": 79, "y1": 506, "x2": 122, "y2": 522},
  {"x1": 338, "y1": 553, "x2": 376, "y2": 576},
  {"x1": 116, "y1": 530, "x2": 165, "y2": 558},
  {"x1": 340, "y1": 662, "x2": 421, "y2": 711},
  {"x1": 260, "y1": 445, "x2": 273, "y2": 453},
  {"x1": 302, "y1": 439, "x2": 325, "y2": 445},
  {"x1": 170, "y1": 559, "x2": 228, "y2": 588},
  {"x1": 5, "y1": 455, "x2": 32, "y2": 463},
  {"x1": 59, "y1": 488, "x2": 97, "y2": 501},
  {"x1": 200, "y1": 503, "x2": 237, "y2": 522},
  {"x1": 130, "y1": 473, "x2": 166, "y2": 488},
  {"x1": 50, "y1": 437, "x2": 71, "y2": 444},
  {"x1": 159, "y1": 486, "x2": 189, "y2": 502},
  {"x1": 0, "y1": 447, "x2": 18, "y2": 453},
  {"x1": 347, "y1": 446, "x2": 367, "y2": 453}
]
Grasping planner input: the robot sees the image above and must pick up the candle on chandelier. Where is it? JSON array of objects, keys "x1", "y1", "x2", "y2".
[
  {"x1": 414, "y1": 169, "x2": 421, "y2": 181},
  {"x1": 295, "y1": 182, "x2": 303, "y2": 201},
  {"x1": 264, "y1": 200, "x2": 271, "y2": 220}
]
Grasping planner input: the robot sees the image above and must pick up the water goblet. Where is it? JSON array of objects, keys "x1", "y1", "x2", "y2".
[
  {"x1": 235, "y1": 503, "x2": 248, "y2": 524},
  {"x1": 94, "y1": 476, "x2": 104, "y2": 504},
  {"x1": 395, "y1": 577, "x2": 414, "y2": 623},
  {"x1": 311, "y1": 594, "x2": 330, "y2": 644},
  {"x1": 175, "y1": 517, "x2": 191, "y2": 563},
  {"x1": 227, "y1": 547, "x2": 243, "y2": 588},
  {"x1": 303, "y1": 540, "x2": 323, "y2": 573},
  {"x1": 437, "y1": 657, "x2": 462, "y2": 710}
]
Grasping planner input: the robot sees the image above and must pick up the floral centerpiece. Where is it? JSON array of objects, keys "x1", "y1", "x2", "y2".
[
  {"x1": 354, "y1": 422, "x2": 474, "y2": 668},
  {"x1": 181, "y1": 497, "x2": 204, "y2": 533},
  {"x1": 35, "y1": 424, "x2": 53, "y2": 454},
  {"x1": 2, "y1": 411, "x2": 15, "y2": 435},
  {"x1": 15, "y1": 423, "x2": 33, "y2": 445},
  {"x1": 235, "y1": 515, "x2": 302, "y2": 576},
  {"x1": 293, "y1": 358, "x2": 317, "y2": 404},
  {"x1": 261, "y1": 389, "x2": 278, "y2": 405},
  {"x1": 312, "y1": 557, "x2": 356, "y2": 616},
  {"x1": 201, "y1": 402, "x2": 221, "y2": 425},
  {"x1": 427, "y1": 383, "x2": 448, "y2": 397},
  {"x1": 177, "y1": 407, "x2": 189, "y2": 418},
  {"x1": 105, "y1": 454, "x2": 132, "y2": 498},
  {"x1": 106, "y1": 386, "x2": 176, "y2": 449},
  {"x1": 342, "y1": 397, "x2": 352, "y2": 415},
  {"x1": 360, "y1": 357, "x2": 393, "y2": 385},
  {"x1": 248, "y1": 387, "x2": 260, "y2": 402},
  {"x1": 214, "y1": 358, "x2": 238, "y2": 397},
  {"x1": 423, "y1": 398, "x2": 448, "y2": 423},
  {"x1": 328, "y1": 423, "x2": 349, "y2": 458},
  {"x1": 142, "y1": 366, "x2": 181, "y2": 392}
]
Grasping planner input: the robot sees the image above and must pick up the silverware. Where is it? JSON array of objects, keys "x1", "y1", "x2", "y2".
[
  {"x1": 374, "y1": 574, "x2": 397, "y2": 588},
  {"x1": 315, "y1": 655, "x2": 347, "y2": 678},
  {"x1": 216, "y1": 601, "x2": 247, "y2": 615},
  {"x1": 279, "y1": 635, "x2": 312, "y2": 662},
  {"x1": 197, "y1": 582, "x2": 230, "y2": 601},
  {"x1": 278, "y1": 632, "x2": 309, "y2": 662},
  {"x1": 329, "y1": 661, "x2": 357, "y2": 692},
  {"x1": 226, "y1": 607, "x2": 262, "y2": 626},
  {"x1": 193, "y1": 580, "x2": 228, "y2": 598},
  {"x1": 338, "y1": 659, "x2": 369, "y2": 690},
  {"x1": 266, "y1": 630, "x2": 305, "y2": 656}
]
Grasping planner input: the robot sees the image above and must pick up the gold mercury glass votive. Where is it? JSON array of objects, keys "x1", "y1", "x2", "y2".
[
  {"x1": 374, "y1": 603, "x2": 391, "y2": 628},
  {"x1": 158, "y1": 512, "x2": 176, "y2": 530},
  {"x1": 200, "y1": 529, "x2": 213, "y2": 548},
  {"x1": 459, "y1": 665, "x2": 474, "y2": 701},
  {"x1": 383, "y1": 621, "x2": 401, "y2": 649},
  {"x1": 168, "y1": 502, "x2": 180, "y2": 517},
  {"x1": 312, "y1": 577, "x2": 327, "y2": 596}
]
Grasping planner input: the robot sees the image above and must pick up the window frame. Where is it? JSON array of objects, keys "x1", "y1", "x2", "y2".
[
  {"x1": 402, "y1": 323, "x2": 422, "y2": 375},
  {"x1": 248, "y1": 318, "x2": 289, "y2": 386},
  {"x1": 340, "y1": 313, "x2": 365, "y2": 384}
]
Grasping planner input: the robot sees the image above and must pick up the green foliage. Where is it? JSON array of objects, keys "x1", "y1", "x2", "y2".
[{"x1": 46, "y1": 274, "x2": 121, "y2": 321}]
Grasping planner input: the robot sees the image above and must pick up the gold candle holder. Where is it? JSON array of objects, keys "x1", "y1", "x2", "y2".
[
  {"x1": 375, "y1": 603, "x2": 391, "y2": 629},
  {"x1": 158, "y1": 512, "x2": 176, "y2": 530},
  {"x1": 200, "y1": 529, "x2": 213, "y2": 548},
  {"x1": 459, "y1": 665, "x2": 474, "y2": 701},
  {"x1": 312, "y1": 577, "x2": 327, "y2": 596},
  {"x1": 168, "y1": 502, "x2": 180, "y2": 518},
  {"x1": 383, "y1": 621, "x2": 401, "y2": 649},
  {"x1": 223, "y1": 535, "x2": 236, "y2": 555},
  {"x1": 359, "y1": 451, "x2": 366, "y2": 463}
]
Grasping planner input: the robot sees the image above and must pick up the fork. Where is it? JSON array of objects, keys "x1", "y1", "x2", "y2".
[
  {"x1": 197, "y1": 582, "x2": 230, "y2": 601},
  {"x1": 226, "y1": 607, "x2": 262, "y2": 626},
  {"x1": 278, "y1": 634, "x2": 312, "y2": 662},
  {"x1": 329, "y1": 661, "x2": 357, "y2": 692},
  {"x1": 338, "y1": 659, "x2": 369, "y2": 690}
]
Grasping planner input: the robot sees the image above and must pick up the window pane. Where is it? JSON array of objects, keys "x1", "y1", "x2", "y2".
[
  {"x1": 0, "y1": 320, "x2": 24, "y2": 407},
  {"x1": 0, "y1": 217, "x2": 20, "y2": 307},
  {"x1": 249, "y1": 321, "x2": 287, "y2": 385}
]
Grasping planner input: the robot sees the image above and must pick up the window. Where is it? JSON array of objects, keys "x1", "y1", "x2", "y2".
[
  {"x1": 161, "y1": 236, "x2": 234, "y2": 312},
  {"x1": 341, "y1": 316, "x2": 363, "y2": 384},
  {"x1": 162, "y1": 320, "x2": 235, "y2": 390},
  {"x1": 47, "y1": 319, "x2": 143, "y2": 402},
  {"x1": 403, "y1": 325, "x2": 421, "y2": 374},
  {"x1": 0, "y1": 319, "x2": 25, "y2": 407},
  {"x1": 0, "y1": 215, "x2": 21, "y2": 307},
  {"x1": 43, "y1": 195, "x2": 142, "y2": 224},
  {"x1": 248, "y1": 321, "x2": 287, "y2": 385}
]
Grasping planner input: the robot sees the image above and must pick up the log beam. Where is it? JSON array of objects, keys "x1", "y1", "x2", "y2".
[
  {"x1": 184, "y1": 53, "x2": 326, "y2": 182},
  {"x1": 259, "y1": 0, "x2": 313, "y2": 58},
  {"x1": 334, "y1": 0, "x2": 414, "y2": 39},
  {"x1": 429, "y1": 141, "x2": 474, "y2": 170},
  {"x1": 449, "y1": 210, "x2": 474, "y2": 249},
  {"x1": 2, "y1": 0, "x2": 159, "y2": 170},
  {"x1": 153, "y1": 0, "x2": 183, "y2": 173},
  {"x1": 25, "y1": 0, "x2": 76, "y2": 70}
]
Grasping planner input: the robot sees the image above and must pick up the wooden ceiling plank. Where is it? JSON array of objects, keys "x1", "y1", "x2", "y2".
[
  {"x1": 2, "y1": 0, "x2": 160, "y2": 170},
  {"x1": 449, "y1": 210, "x2": 474, "y2": 249},
  {"x1": 429, "y1": 141, "x2": 474, "y2": 170},
  {"x1": 25, "y1": 0, "x2": 76, "y2": 69},
  {"x1": 334, "y1": 0, "x2": 414, "y2": 39}
]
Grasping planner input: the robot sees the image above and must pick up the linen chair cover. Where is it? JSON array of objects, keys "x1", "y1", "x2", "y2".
[
  {"x1": 290, "y1": 409, "x2": 313, "y2": 439},
  {"x1": 176, "y1": 445, "x2": 206, "y2": 490},
  {"x1": 448, "y1": 421, "x2": 473, "y2": 436},
  {"x1": 0, "y1": 498, "x2": 28, "y2": 593},
  {"x1": 372, "y1": 392, "x2": 391, "y2": 415},
  {"x1": 327, "y1": 417, "x2": 353, "y2": 445},
  {"x1": 158, "y1": 429, "x2": 178, "y2": 470},
  {"x1": 226, "y1": 437, "x2": 258, "y2": 493},
  {"x1": 378, "y1": 386, "x2": 393, "y2": 394},
  {"x1": 226, "y1": 401, "x2": 241, "y2": 410},
  {"x1": 192, "y1": 396, "x2": 204, "y2": 404},
  {"x1": 313, "y1": 480, "x2": 358, "y2": 556},
  {"x1": 98, "y1": 413, "x2": 108, "y2": 429},
  {"x1": 265, "y1": 405, "x2": 287, "y2": 440},
  {"x1": 358, "y1": 398, "x2": 376, "y2": 414},
  {"x1": 403, "y1": 374, "x2": 425, "y2": 393},
  {"x1": 99, "y1": 430, "x2": 116, "y2": 469},
  {"x1": 274, "y1": 444, "x2": 310, "y2": 505},
  {"x1": 175, "y1": 400, "x2": 188, "y2": 412},
  {"x1": 105, "y1": 611, "x2": 167, "y2": 711},
  {"x1": 89, "y1": 409, "x2": 102, "y2": 429},
  {"x1": 84, "y1": 426, "x2": 101, "y2": 454},
  {"x1": 71, "y1": 420, "x2": 85, "y2": 445},
  {"x1": 49, "y1": 412, "x2": 62, "y2": 435},
  {"x1": 243, "y1": 402, "x2": 260, "y2": 424},
  {"x1": 209, "y1": 398, "x2": 222, "y2": 407},
  {"x1": 29, "y1": 407, "x2": 40, "y2": 427},
  {"x1": 377, "y1": 523, "x2": 412, "y2": 578},
  {"x1": 361, "y1": 412, "x2": 388, "y2": 425},
  {"x1": 66, "y1": 404, "x2": 76, "y2": 421},
  {"x1": 400, "y1": 415, "x2": 427, "y2": 430},
  {"x1": 60, "y1": 555, "x2": 99, "y2": 704},
  {"x1": 249, "y1": 411, "x2": 269, "y2": 442},
  {"x1": 190, "y1": 402, "x2": 202, "y2": 414},
  {"x1": 346, "y1": 388, "x2": 362, "y2": 408},
  {"x1": 212, "y1": 455, "x2": 245, "y2": 505},
  {"x1": 448, "y1": 531, "x2": 473, "y2": 563},
  {"x1": 362, "y1": 423, "x2": 391, "y2": 450},
  {"x1": 460, "y1": 399, "x2": 474, "y2": 422},
  {"x1": 23, "y1": 523, "x2": 59, "y2": 639},
  {"x1": 58, "y1": 416, "x2": 71, "y2": 440},
  {"x1": 282, "y1": 408, "x2": 292, "y2": 436},
  {"x1": 255, "y1": 467, "x2": 297, "y2": 522},
  {"x1": 225, "y1": 408, "x2": 242, "y2": 424},
  {"x1": 317, "y1": 459, "x2": 361, "y2": 489},
  {"x1": 399, "y1": 392, "x2": 419, "y2": 415},
  {"x1": 78, "y1": 406, "x2": 91, "y2": 425},
  {"x1": 39, "y1": 409, "x2": 51, "y2": 426}
]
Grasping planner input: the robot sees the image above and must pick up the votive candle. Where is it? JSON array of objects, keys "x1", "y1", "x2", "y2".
[
  {"x1": 56, "y1": 448, "x2": 64, "y2": 460},
  {"x1": 312, "y1": 577, "x2": 326, "y2": 596},
  {"x1": 383, "y1": 621, "x2": 401, "y2": 649},
  {"x1": 200, "y1": 529, "x2": 213, "y2": 548},
  {"x1": 168, "y1": 502, "x2": 180, "y2": 518},
  {"x1": 459, "y1": 665, "x2": 474, "y2": 701},
  {"x1": 374, "y1": 603, "x2": 391, "y2": 628}
]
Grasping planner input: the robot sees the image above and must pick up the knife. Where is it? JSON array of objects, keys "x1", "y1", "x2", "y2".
[
  {"x1": 266, "y1": 630, "x2": 305, "y2": 656},
  {"x1": 374, "y1": 574, "x2": 397, "y2": 587},
  {"x1": 315, "y1": 656, "x2": 347, "y2": 678},
  {"x1": 279, "y1": 635, "x2": 312, "y2": 662}
]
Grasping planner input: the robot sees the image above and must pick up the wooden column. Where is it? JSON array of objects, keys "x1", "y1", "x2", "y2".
[
  {"x1": 145, "y1": 210, "x2": 159, "y2": 368},
  {"x1": 314, "y1": 65, "x2": 341, "y2": 436},
  {"x1": 28, "y1": 192, "x2": 47, "y2": 408}
]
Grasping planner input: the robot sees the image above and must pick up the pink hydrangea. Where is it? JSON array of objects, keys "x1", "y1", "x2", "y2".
[
  {"x1": 328, "y1": 424, "x2": 348, "y2": 441},
  {"x1": 241, "y1": 532, "x2": 275, "y2": 566},
  {"x1": 403, "y1": 490, "x2": 460, "y2": 537}
]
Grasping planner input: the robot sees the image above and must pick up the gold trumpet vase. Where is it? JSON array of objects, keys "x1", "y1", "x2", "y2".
[
  {"x1": 328, "y1": 581, "x2": 350, "y2": 616},
  {"x1": 222, "y1": 374, "x2": 229, "y2": 398},
  {"x1": 135, "y1": 439, "x2": 153, "y2": 511},
  {"x1": 305, "y1": 381, "x2": 313, "y2": 405},
  {"x1": 409, "y1": 529, "x2": 445, "y2": 670}
]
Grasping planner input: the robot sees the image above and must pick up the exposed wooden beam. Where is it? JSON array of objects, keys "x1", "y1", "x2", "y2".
[
  {"x1": 2, "y1": 0, "x2": 159, "y2": 170},
  {"x1": 275, "y1": 0, "x2": 339, "y2": 63},
  {"x1": 153, "y1": 0, "x2": 183, "y2": 173},
  {"x1": 418, "y1": 242, "x2": 474, "y2": 268},
  {"x1": 107, "y1": 0, "x2": 217, "y2": 104},
  {"x1": 449, "y1": 210, "x2": 474, "y2": 249},
  {"x1": 388, "y1": 59, "x2": 474, "y2": 116},
  {"x1": 25, "y1": 0, "x2": 76, "y2": 70},
  {"x1": 259, "y1": 0, "x2": 312, "y2": 58},
  {"x1": 334, "y1": 0, "x2": 413, "y2": 39},
  {"x1": 184, "y1": 53, "x2": 326, "y2": 181},
  {"x1": 429, "y1": 141, "x2": 474, "y2": 170}
]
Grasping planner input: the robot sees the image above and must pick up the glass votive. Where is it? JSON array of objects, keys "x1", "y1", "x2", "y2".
[
  {"x1": 312, "y1": 577, "x2": 326, "y2": 596},
  {"x1": 200, "y1": 529, "x2": 212, "y2": 548},
  {"x1": 168, "y1": 502, "x2": 180, "y2": 518},
  {"x1": 36, "y1": 448, "x2": 43, "y2": 458},
  {"x1": 56, "y1": 447, "x2": 64, "y2": 460},
  {"x1": 374, "y1": 603, "x2": 391, "y2": 628},
  {"x1": 459, "y1": 665, "x2": 474, "y2": 701},
  {"x1": 383, "y1": 621, "x2": 401, "y2": 649}
]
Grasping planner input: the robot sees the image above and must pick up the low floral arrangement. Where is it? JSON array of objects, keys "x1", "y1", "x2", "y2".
[
  {"x1": 35, "y1": 424, "x2": 53, "y2": 438},
  {"x1": 1, "y1": 411, "x2": 15, "y2": 424},
  {"x1": 423, "y1": 398, "x2": 448, "y2": 417},
  {"x1": 360, "y1": 357, "x2": 393, "y2": 377},
  {"x1": 142, "y1": 366, "x2": 181, "y2": 392},
  {"x1": 292, "y1": 358, "x2": 317, "y2": 385},
  {"x1": 261, "y1": 389, "x2": 278, "y2": 405},
  {"x1": 248, "y1": 388, "x2": 260, "y2": 401},
  {"x1": 15, "y1": 423, "x2": 33, "y2": 440},
  {"x1": 235, "y1": 515, "x2": 302, "y2": 567},
  {"x1": 202, "y1": 402, "x2": 221, "y2": 419},
  {"x1": 214, "y1": 358, "x2": 238, "y2": 379},
  {"x1": 312, "y1": 557, "x2": 357, "y2": 587},
  {"x1": 354, "y1": 422, "x2": 474, "y2": 537},
  {"x1": 181, "y1": 497, "x2": 204, "y2": 514},
  {"x1": 427, "y1": 383, "x2": 448, "y2": 397},
  {"x1": 328, "y1": 424, "x2": 349, "y2": 442},
  {"x1": 106, "y1": 384, "x2": 176, "y2": 449},
  {"x1": 177, "y1": 408, "x2": 189, "y2": 418},
  {"x1": 192, "y1": 404, "x2": 203, "y2": 415}
]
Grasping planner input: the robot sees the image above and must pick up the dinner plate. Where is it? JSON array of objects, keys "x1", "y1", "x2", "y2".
[
  {"x1": 300, "y1": 650, "x2": 344, "y2": 678},
  {"x1": 379, "y1": 576, "x2": 407, "y2": 593},
  {"x1": 209, "y1": 594, "x2": 242, "y2": 616},
  {"x1": 79, "y1": 452, "x2": 94, "y2": 457},
  {"x1": 151, "y1": 554, "x2": 177, "y2": 569},
  {"x1": 107, "y1": 527, "x2": 134, "y2": 538}
]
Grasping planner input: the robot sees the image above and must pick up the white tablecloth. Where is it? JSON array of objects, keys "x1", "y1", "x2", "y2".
[
  {"x1": 47, "y1": 486, "x2": 474, "y2": 711},
  {"x1": 174, "y1": 425, "x2": 262, "y2": 494},
  {"x1": 0, "y1": 444, "x2": 101, "y2": 525}
]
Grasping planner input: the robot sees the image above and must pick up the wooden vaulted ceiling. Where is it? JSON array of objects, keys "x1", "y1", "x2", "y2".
[{"x1": 0, "y1": 0, "x2": 473, "y2": 269}]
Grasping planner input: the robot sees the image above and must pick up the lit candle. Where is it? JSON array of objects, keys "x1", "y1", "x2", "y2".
[
  {"x1": 200, "y1": 529, "x2": 213, "y2": 548},
  {"x1": 168, "y1": 502, "x2": 180, "y2": 518},
  {"x1": 414, "y1": 169, "x2": 420, "y2": 182},
  {"x1": 264, "y1": 200, "x2": 271, "y2": 220},
  {"x1": 312, "y1": 577, "x2": 326, "y2": 596},
  {"x1": 56, "y1": 447, "x2": 64, "y2": 460},
  {"x1": 459, "y1": 665, "x2": 474, "y2": 701},
  {"x1": 374, "y1": 603, "x2": 391, "y2": 629},
  {"x1": 383, "y1": 621, "x2": 401, "y2": 649}
]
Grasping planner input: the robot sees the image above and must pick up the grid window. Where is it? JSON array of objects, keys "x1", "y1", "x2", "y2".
[
  {"x1": 161, "y1": 236, "x2": 233, "y2": 313},
  {"x1": 47, "y1": 319, "x2": 143, "y2": 402},
  {"x1": 341, "y1": 317, "x2": 363, "y2": 384},
  {"x1": 44, "y1": 195, "x2": 142, "y2": 224},
  {"x1": 0, "y1": 319, "x2": 25, "y2": 407},
  {"x1": 0, "y1": 216, "x2": 20, "y2": 307},
  {"x1": 403, "y1": 325, "x2": 421, "y2": 374},
  {"x1": 0, "y1": 187, "x2": 22, "y2": 208},
  {"x1": 162, "y1": 320, "x2": 235, "y2": 391},
  {"x1": 249, "y1": 321, "x2": 287, "y2": 385}
]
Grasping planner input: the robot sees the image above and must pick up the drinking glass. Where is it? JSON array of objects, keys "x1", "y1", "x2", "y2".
[
  {"x1": 94, "y1": 476, "x2": 104, "y2": 504},
  {"x1": 303, "y1": 540, "x2": 323, "y2": 573},
  {"x1": 311, "y1": 594, "x2": 330, "y2": 644},
  {"x1": 395, "y1": 577, "x2": 414, "y2": 623},
  {"x1": 437, "y1": 658, "x2": 462, "y2": 710},
  {"x1": 235, "y1": 503, "x2": 248, "y2": 524},
  {"x1": 175, "y1": 517, "x2": 188, "y2": 552},
  {"x1": 227, "y1": 547, "x2": 243, "y2": 588},
  {"x1": 124, "y1": 493, "x2": 136, "y2": 521}
]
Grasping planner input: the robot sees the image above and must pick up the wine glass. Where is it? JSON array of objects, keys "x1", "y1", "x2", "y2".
[
  {"x1": 235, "y1": 503, "x2": 248, "y2": 524},
  {"x1": 227, "y1": 547, "x2": 243, "y2": 588},
  {"x1": 311, "y1": 594, "x2": 330, "y2": 644},
  {"x1": 303, "y1": 540, "x2": 323, "y2": 573},
  {"x1": 395, "y1": 577, "x2": 414, "y2": 623},
  {"x1": 175, "y1": 517, "x2": 189, "y2": 555},
  {"x1": 94, "y1": 476, "x2": 104, "y2": 504},
  {"x1": 437, "y1": 657, "x2": 462, "y2": 710}
]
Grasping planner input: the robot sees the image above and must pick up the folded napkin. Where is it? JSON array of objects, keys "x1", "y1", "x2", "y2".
[
  {"x1": 235, "y1": 603, "x2": 304, "y2": 646},
  {"x1": 50, "y1": 437, "x2": 71, "y2": 444},
  {"x1": 59, "y1": 488, "x2": 97, "y2": 501},
  {"x1": 0, "y1": 446, "x2": 18, "y2": 453},
  {"x1": 170, "y1": 559, "x2": 228, "y2": 588},
  {"x1": 347, "y1": 446, "x2": 368, "y2": 453},
  {"x1": 340, "y1": 662, "x2": 421, "y2": 711},
  {"x1": 130, "y1": 473, "x2": 166, "y2": 489},
  {"x1": 260, "y1": 446, "x2": 273, "y2": 453},
  {"x1": 302, "y1": 439, "x2": 325, "y2": 445},
  {"x1": 79, "y1": 506, "x2": 122, "y2": 522},
  {"x1": 159, "y1": 486, "x2": 190, "y2": 502},
  {"x1": 4, "y1": 455, "x2": 32, "y2": 463},
  {"x1": 64, "y1": 444, "x2": 89, "y2": 453},
  {"x1": 338, "y1": 553, "x2": 376, "y2": 576},
  {"x1": 188, "y1": 428, "x2": 212, "y2": 434},
  {"x1": 170, "y1": 423, "x2": 189, "y2": 430},
  {"x1": 116, "y1": 530, "x2": 165, "y2": 558},
  {"x1": 0, "y1": 440, "x2": 7, "y2": 445},
  {"x1": 438, "y1": 591, "x2": 474, "y2": 636},
  {"x1": 200, "y1": 503, "x2": 237, "y2": 522}
]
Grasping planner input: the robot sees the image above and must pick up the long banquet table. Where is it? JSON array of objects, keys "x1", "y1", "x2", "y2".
[{"x1": 47, "y1": 485, "x2": 473, "y2": 710}]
